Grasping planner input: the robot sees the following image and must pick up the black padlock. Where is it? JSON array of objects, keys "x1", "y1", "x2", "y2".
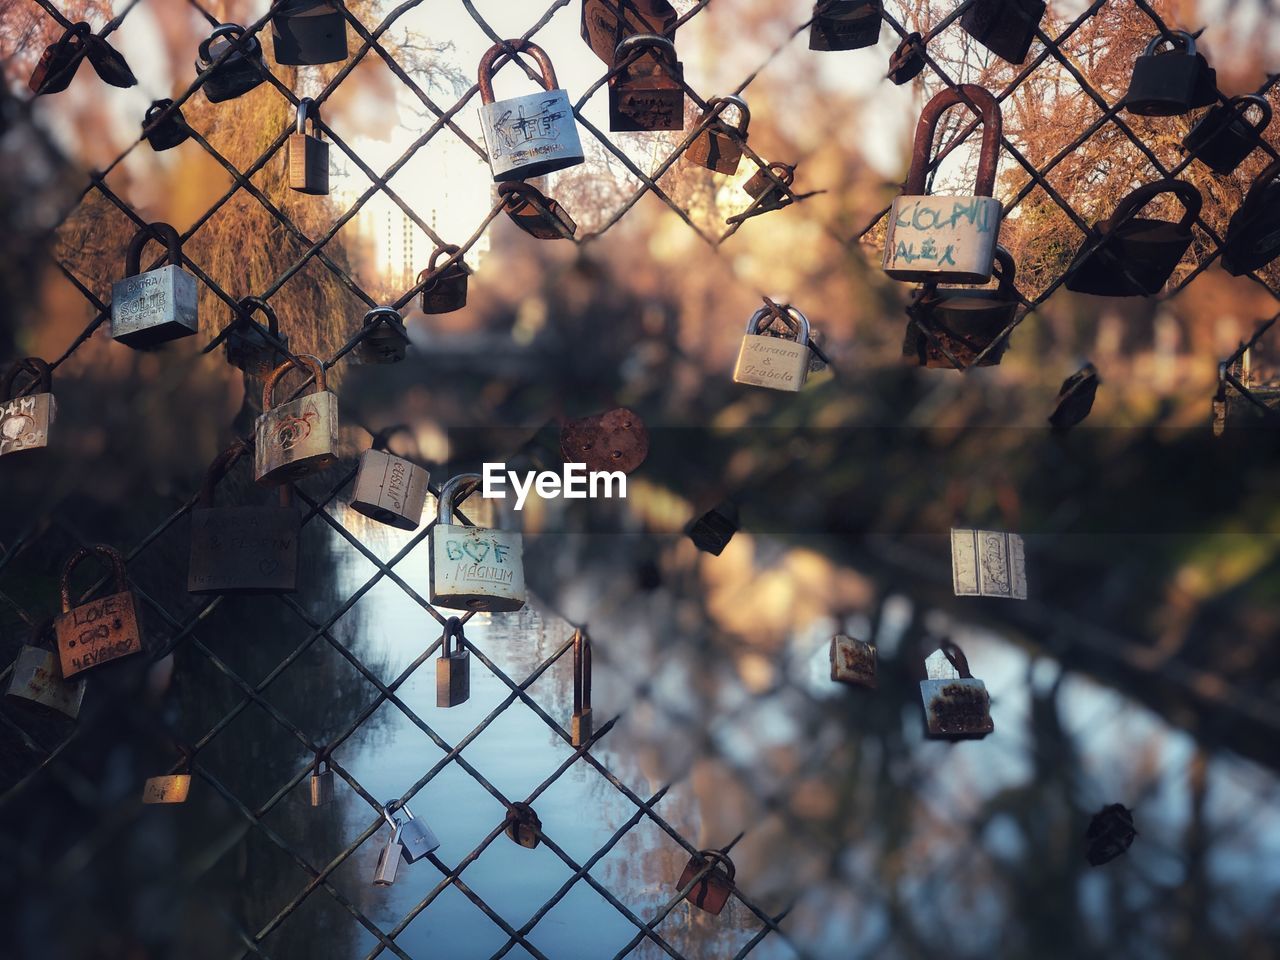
[
  {"x1": 1048, "y1": 362, "x2": 1100, "y2": 430},
  {"x1": 808, "y1": 0, "x2": 881, "y2": 52},
  {"x1": 28, "y1": 21, "x2": 91, "y2": 95},
  {"x1": 905, "y1": 246, "x2": 1018, "y2": 368},
  {"x1": 1085, "y1": 804, "x2": 1137, "y2": 866},
  {"x1": 271, "y1": 0, "x2": 349, "y2": 66},
  {"x1": 356, "y1": 306, "x2": 410, "y2": 364},
  {"x1": 499, "y1": 183, "x2": 578, "y2": 241},
  {"x1": 1065, "y1": 180, "x2": 1201, "y2": 297},
  {"x1": 224, "y1": 296, "x2": 290, "y2": 378},
  {"x1": 196, "y1": 23, "x2": 269, "y2": 103},
  {"x1": 142, "y1": 99, "x2": 190, "y2": 152},
  {"x1": 686, "y1": 499, "x2": 739, "y2": 556},
  {"x1": 960, "y1": 0, "x2": 1045, "y2": 64},
  {"x1": 1182, "y1": 94, "x2": 1272, "y2": 176},
  {"x1": 288, "y1": 97, "x2": 330, "y2": 195},
  {"x1": 84, "y1": 33, "x2": 137, "y2": 88},
  {"x1": 1124, "y1": 31, "x2": 1216, "y2": 117},
  {"x1": 1222, "y1": 158, "x2": 1280, "y2": 276},
  {"x1": 887, "y1": 32, "x2": 926, "y2": 85},
  {"x1": 419, "y1": 244, "x2": 470, "y2": 314}
]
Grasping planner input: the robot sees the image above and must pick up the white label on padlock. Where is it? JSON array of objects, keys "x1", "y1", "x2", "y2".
[
  {"x1": 883, "y1": 195, "x2": 1002, "y2": 283},
  {"x1": 733, "y1": 334, "x2": 810, "y2": 392},
  {"x1": 430, "y1": 525, "x2": 526, "y2": 611}
]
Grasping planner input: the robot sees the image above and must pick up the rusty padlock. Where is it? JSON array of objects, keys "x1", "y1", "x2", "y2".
[
  {"x1": 500, "y1": 182, "x2": 578, "y2": 240},
  {"x1": 920, "y1": 640, "x2": 994, "y2": 740},
  {"x1": 677, "y1": 849, "x2": 736, "y2": 915},
  {"x1": 351, "y1": 426, "x2": 431, "y2": 530},
  {"x1": 435, "y1": 617, "x2": 470, "y2": 708},
  {"x1": 809, "y1": 0, "x2": 882, "y2": 52},
  {"x1": 1, "y1": 357, "x2": 56, "y2": 457},
  {"x1": 54, "y1": 545, "x2": 143, "y2": 680},
  {"x1": 951, "y1": 528, "x2": 1026, "y2": 599},
  {"x1": 960, "y1": 0, "x2": 1045, "y2": 65},
  {"x1": 830, "y1": 634, "x2": 877, "y2": 689},
  {"x1": 419, "y1": 245, "x2": 471, "y2": 314},
  {"x1": 887, "y1": 32, "x2": 926, "y2": 85},
  {"x1": 224, "y1": 296, "x2": 290, "y2": 378},
  {"x1": 196, "y1": 23, "x2": 269, "y2": 103},
  {"x1": 111, "y1": 223, "x2": 200, "y2": 348},
  {"x1": 1124, "y1": 31, "x2": 1216, "y2": 117},
  {"x1": 142, "y1": 99, "x2": 190, "y2": 152},
  {"x1": 1182, "y1": 94, "x2": 1271, "y2": 176},
  {"x1": 734, "y1": 303, "x2": 812, "y2": 391},
  {"x1": 356, "y1": 306, "x2": 411, "y2": 364},
  {"x1": 904, "y1": 245, "x2": 1018, "y2": 368},
  {"x1": 581, "y1": 0, "x2": 677, "y2": 65},
  {"x1": 5, "y1": 619, "x2": 85, "y2": 719},
  {"x1": 1222, "y1": 158, "x2": 1280, "y2": 277},
  {"x1": 609, "y1": 34, "x2": 685, "y2": 132},
  {"x1": 271, "y1": 0, "x2": 348, "y2": 66},
  {"x1": 429, "y1": 473, "x2": 526, "y2": 612},
  {"x1": 884, "y1": 85, "x2": 1003, "y2": 283},
  {"x1": 559, "y1": 407, "x2": 649, "y2": 474},
  {"x1": 1086, "y1": 803, "x2": 1137, "y2": 866},
  {"x1": 477, "y1": 40, "x2": 584, "y2": 181},
  {"x1": 288, "y1": 97, "x2": 329, "y2": 195},
  {"x1": 254, "y1": 355, "x2": 340, "y2": 486},
  {"x1": 1048, "y1": 362, "x2": 1100, "y2": 430},
  {"x1": 188, "y1": 443, "x2": 300, "y2": 595},
  {"x1": 142, "y1": 750, "x2": 192, "y2": 804},
  {"x1": 504, "y1": 802, "x2": 542, "y2": 849},
  {"x1": 741, "y1": 162, "x2": 796, "y2": 216},
  {"x1": 310, "y1": 749, "x2": 334, "y2": 806},
  {"x1": 571, "y1": 628, "x2": 593, "y2": 746},
  {"x1": 28, "y1": 21, "x2": 91, "y2": 95},
  {"x1": 686, "y1": 95, "x2": 750, "y2": 174}
]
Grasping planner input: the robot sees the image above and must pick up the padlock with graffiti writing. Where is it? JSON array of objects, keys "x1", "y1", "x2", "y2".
[
  {"x1": 609, "y1": 34, "x2": 685, "y2": 131},
  {"x1": 54, "y1": 545, "x2": 143, "y2": 680},
  {"x1": 1, "y1": 358, "x2": 56, "y2": 457},
  {"x1": 429, "y1": 474, "x2": 526, "y2": 612},
  {"x1": 255, "y1": 355, "x2": 339, "y2": 486},
  {"x1": 477, "y1": 40, "x2": 584, "y2": 181},
  {"x1": 5, "y1": 619, "x2": 85, "y2": 719},
  {"x1": 350, "y1": 426, "x2": 430, "y2": 530},
  {"x1": 733, "y1": 303, "x2": 812, "y2": 392},
  {"x1": 920, "y1": 640, "x2": 994, "y2": 740}
]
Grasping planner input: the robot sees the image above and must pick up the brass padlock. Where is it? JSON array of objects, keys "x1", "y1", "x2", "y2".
[
  {"x1": 436, "y1": 617, "x2": 471, "y2": 708},
  {"x1": 1048, "y1": 363, "x2": 1100, "y2": 430},
  {"x1": 1086, "y1": 803, "x2": 1137, "y2": 866},
  {"x1": 310, "y1": 750, "x2": 334, "y2": 807},
  {"x1": 609, "y1": 34, "x2": 685, "y2": 132},
  {"x1": 686, "y1": 95, "x2": 750, "y2": 174},
  {"x1": 196, "y1": 23, "x2": 269, "y2": 103},
  {"x1": 677, "y1": 850, "x2": 736, "y2": 915},
  {"x1": 686, "y1": 499, "x2": 738, "y2": 556},
  {"x1": 829, "y1": 634, "x2": 877, "y2": 689},
  {"x1": 111, "y1": 223, "x2": 199, "y2": 349},
  {"x1": 571, "y1": 628, "x2": 593, "y2": 746},
  {"x1": 143, "y1": 748, "x2": 192, "y2": 804},
  {"x1": 505, "y1": 802, "x2": 542, "y2": 849},
  {"x1": 142, "y1": 99, "x2": 191, "y2": 152},
  {"x1": 476, "y1": 40, "x2": 584, "y2": 181},
  {"x1": 350, "y1": 427, "x2": 431, "y2": 530},
  {"x1": 920, "y1": 640, "x2": 993, "y2": 741},
  {"x1": 499, "y1": 183, "x2": 578, "y2": 240},
  {"x1": 581, "y1": 0, "x2": 677, "y2": 65},
  {"x1": 742, "y1": 162, "x2": 795, "y2": 214},
  {"x1": 271, "y1": 0, "x2": 349, "y2": 66},
  {"x1": 255, "y1": 355, "x2": 340, "y2": 486},
  {"x1": 1, "y1": 357, "x2": 56, "y2": 457},
  {"x1": 419, "y1": 244, "x2": 471, "y2": 314},
  {"x1": 54, "y1": 545, "x2": 143, "y2": 680},
  {"x1": 224, "y1": 296, "x2": 290, "y2": 378},
  {"x1": 355, "y1": 306, "x2": 411, "y2": 364},
  {"x1": 429, "y1": 473, "x2": 527, "y2": 612},
  {"x1": 5, "y1": 620, "x2": 85, "y2": 719},
  {"x1": 809, "y1": 0, "x2": 882, "y2": 52},
  {"x1": 734, "y1": 302, "x2": 812, "y2": 392},
  {"x1": 373, "y1": 806, "x2": 404, "y2": 885},
  {"x1": 288, "y1": 97, "x2": 329, "y2": 195},
  {"x1": 951, "y1": 528, "x2": 1026, "y2": 599},
  {"x1": 29, "y1": 21, "x2": 91, "y2": 95},
  {"x1": 188, "y1": 443, "x2": 300, "y2": 594}
]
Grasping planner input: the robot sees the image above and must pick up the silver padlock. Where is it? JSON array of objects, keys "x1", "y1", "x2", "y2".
[
  {"x1": 350, "y1": 427, "x2": 430, "y2": 530},
  {"x1": 373, "y1": 806, "x2": 404, "y2": 885},
  {"x1": 920, "y1": 641, "x2": 994, "y2": 740},
  {"x1": 1, "y1": 357, "x2": 57, "y2": 457},
  {"x1": 429, "y1": 473, "x2": 527, "y2": 612},
  {"x1": 733, "y1": 303, "x2": 812, "y2": 392},
  {"x1": 111, "y1": 222, "x2": 199, "y2": 348},
  {"x1": 477, "y1": 39, "x2": 584, "y2": 181},
  {"x1": 310, "y1": 752, "x2": 334, "y2": 807},
  {"x1": 397, "y1": 802, "x2": 441, "y2": 862},
  {"x1": 5, "y1": 640, "x2": 85, "y2": 719},
  {"x1": 436, "y1": 617, "x2": 471, "y2": 708},
  {"x1": 951, "y1": 528, "x2": 1026, "y2": 599},
  {"x1": 884, "y1": 85, "x2": 1003, "y2": 283},
  {"x1": 254, "y1": 355, "x2": 340, "y2": 486}
]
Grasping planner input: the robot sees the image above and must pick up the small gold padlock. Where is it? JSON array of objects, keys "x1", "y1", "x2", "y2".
[{"x1": 733, "y1": 302, "x2": 812, "y2": 392}]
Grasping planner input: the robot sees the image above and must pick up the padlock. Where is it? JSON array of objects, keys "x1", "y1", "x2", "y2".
[
  {"x1": 685, "y1": 499, "x2": 739, "y2": 556},
  {"x1": 419, "y1": 245, "x2": 471, "y2": 314},
  {"x1": 271, "y1": 0, "x2": 349, "y2": 66},
  {"x1": 1, "y1": 357, "x2": 56, "y2": 457},
  {"x1": 429, "y1": 473, "x2": 527, "y2": 612},
  {"x1": 571, "y1": 628, "x2": 593, "y2": 746},
  {"x1": 54, "y1": 545, "x2": 143, "y2": 680},
  {"x1": 436, "y1": 617, "x2": 471, "y2": 708},
  {"x1": 742, "y1": 162, "x2": 795, "y2": 208},
  {"x1": 829, "y1": 634, "x2": 877, "y2": 689},
  {"x1": 255, "y1": 355, "x2": 340, "y2": 486},
  {"x1": 1213, "y1": 350, "x2": 1280, "y2": 430},
  {"x1": 920, "y1": 641, "x2": 993, "y2": 740},
  {"x1": 1065, "y1": 179, "x2": 1200, "y2": 297},
  {"x1": 350, "y1": 427, "x2": 431, "y2": 530},
  {"x1": 355, "y1": 306, "x2": 411, "y2": 364},
  {"x1": 904, "y1": 245, "x2": 1018, "y2": 368},
  {"x1": 1048, "y1": 362, "x2": 1100, "y2": 430},
  {"x1": 1085, "y1": 803, "x2": 1137, "y2": 866},
  {"x1": 142, "y1": 99, "x2": 190, "y2": 152},
  {"x1": 83, "y1": 32, "x2": 137, "y2": 88},
  {"x1": 142, "y1": 773, "x2": 192, "y2": 804},
  {"x1": 499, "y1": 183, "x2": 577, "y2": 240},
  {"x1": 960, "y1": 0, "x2": 1045, "y2": 65},
  {"x1": 686, "y1": 96, "x2": 750, "y2": 174},
  {"x1": 1182, "y1": 95, "x2": 1271, "y2": 176},
  {"x1": 5, "y1": 621, "x2": 85, "y2": 719},
  {"x1": 310, "y1": 751, "x2": 334, "y2": 807},
  {"x1": 1222, "y1": 159, "x2": 1280, "y2": 277},
  {"x1": 397, "y1": 802, "x2": 441, "y2": 862},
  {"x1": 951, "y1": 528, "x2": 1026, "y2": 599},
  {"x1": 373, "y1": 807, "x2": 404, "y2": 885},
  {"x1": 609, "y1": 34, "x2": 685, "y2": 132},
  {"x1": 677, "y1": 850, "x2": 736, "y2": 915},
  {"x1": 581, "y1": 0, "x2": 677, "y2": 65},
  {"x1": 504, "y1": 802, "x2": 542, "y2": 849},
  {"x1": 28, "y1": 21, "x2": 90, "y2": 95},
  {"x1": 224, "y1": 296, "x2": 290, "y2": 378},
  {"x1": 111, "y1": 223, "x2": 200, "y2": 349},
  {"x1": 477, "y1": 40, "x2": 584, "y2": 181},
  {"x1": 884, "y1": 85, "x2": 1003, "y2": 283},
  {"x1": 288, "y1": 97, "x2": 329, "y2": 195},
  {"x1": 559, "y1": 407, "x2": 649, "y2": 474},
  {"x1": 887, "y1": 32, "x2": 926, "y2": 85},
  {"x1": 196, "y1": 23, "x2": 270, "y2": 103},
  {"x1": 809, "y1": 0, "x2": 882, "y2": 52},
  {"x1": 188, "y1": 443, "x2": 300, "y2": 594},
  {"x1": 1124, "y1": 31, "x2": 1216, "y2": 117},
  {"x1": 733, "y1": 303, "x2": 812, "y2": 392}
]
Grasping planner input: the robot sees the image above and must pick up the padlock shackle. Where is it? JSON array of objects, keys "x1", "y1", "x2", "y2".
[
  {"x1": 613, "y1": 33, "x2": 677, "y2": 66},
  {"x1": 1104, "y1": 179, "x2": 1202, "y2": 234},
  {"x1": 144, "y1": 98, "x2": 179, "y2": 124},
  {"x1": 441, "y1": 616, "x2": 465, "y2": 658},
  {"x1": 124, "y1": 222, "x2": 184, "y2": 279},
  {"x1": 704, "y1": 95, "x2": 750, "y2": 134},
  {"x1": 198, "y1": 23, "x2": 259, "y2": 65},
  {"x1": 905, "y1": 84, "x2": 1002, "y2": 197},
  {"x1": 59, "y1": 544, "x2": 129, "y2": 612},
  {"x1": 1224, "y1": 94, "x2": 1272, "y2": 131},
  {"x1": 198, "y1": 441, "x2": 293, "y2": 508},
  {"x1": 313, "y1": 745, "x2": 331, "y2": 773},
  {"x1": 691, "y1": 848, "x2": 736, "y2": 883},
  {"x1": 362, "y1": 306, "x2": 404, "y2": 333},
  {"x1": 745, "y1": 303, "x2": 811, "y2": 344},
  {"x1": 427, "y1": 243, "x2": 465, "y2": 274},
  {"x1": 436, "y1": 473, "x2": 483, "y2": 525},
  {"x1": 761, "y1": 162, "x2": 795, "y2": 185},
  {"x1": 1142, "y1": 29, "x2": 1195, "y2": 58},
  {"x1": 478, "y1": 39, "x2": 559, "y2": 104},
  {"x1": 938, "y1": 638, "x2": 974, "y2": 679},
  {"x1": 573, "y1": 627, "x2": 592, "y2": 714},
  {"x1": 1240, "y1": 157, "x2": 1280, "y2": 213},
  {"x1": 380, "y1": 802, "x2": 402, "y2": 836},
  {"x1": 2, "y1": 357, "x2": 53, "y2": 400},
  {"x1": 296, "y1": 96, "x2": 322, "y2": 136},
  {"x1": 262, "y1": 354, "x2": 326, "y2": 411},
  {"x1": 237, "y1": 295, "x2": 280, "y2": 336},
  {"x1": 989, "y1": 245, "x2": 1017, "y2": 294}
]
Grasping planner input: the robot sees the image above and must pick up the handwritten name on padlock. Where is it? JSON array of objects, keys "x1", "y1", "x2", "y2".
[
  {"x1": 60, "y1": 590, "x2": 141, "y2": 677},
  {"x1": 441, "y1": 534, "x2": 516, "y2": 584}
]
